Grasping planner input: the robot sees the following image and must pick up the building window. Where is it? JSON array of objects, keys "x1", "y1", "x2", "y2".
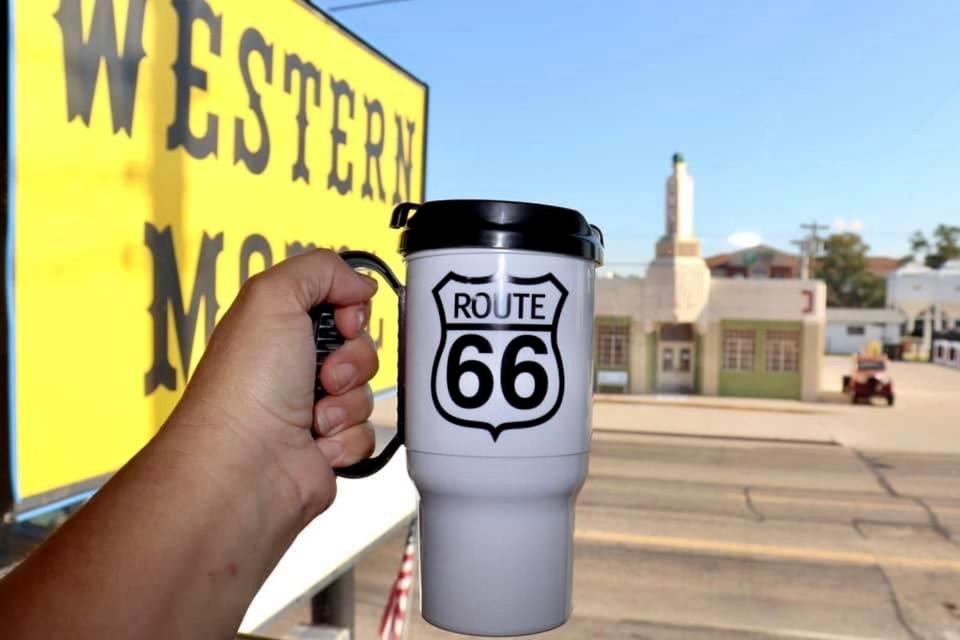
[
  {"x1": 597, "y1": 324, "x2": 629, "y2": 368},
  {"x1": 679, "y1": 347, "x2": 692, "y2": 372},
  {"x1": 766, "y1": 330, "x2": 800, "y2": 372},
  {"x1": 722, "y1": 330, "x2": 755, "y2": 371},
  {"x1": 847, "y1": 325, "x2": 866, "y2": 336},
  {"x1": 662, "y1": 348, "x2": 675, "y2": 371},
  {"x1": 770, "y1": 266, "x2": 793, "y2": 279}
]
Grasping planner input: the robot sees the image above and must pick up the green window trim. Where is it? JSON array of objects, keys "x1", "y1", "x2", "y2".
[
  {"x1": 594, "y1": 318, "x2": 632, "y2": 392},
  {"x1": 718, "y1": 320, "x2": 804, "y2": 400},
  {"x1": 596, "y1": 315, "x2": 632, "y2": 326},
  {"x1": 646, "y1": 331, "x2": 657, "y2": 392}
]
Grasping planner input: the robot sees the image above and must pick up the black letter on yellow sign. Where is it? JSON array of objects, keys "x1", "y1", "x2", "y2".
[
  {"x1": 54, "y1": 0, "x2": 147, "y2": 135},
  {"x1": 361, "y1": 97, "x2": 386, "y2": 202},
  {"x1": 167, "y1": 0, "x2": 222, "y2": 160},
  {"x1": 234, "y1": 28, "x2": 273, "y2": 175},
  {"x1": 392, "y1": 116, "x2": 416, "y2": 204},
  {"x1": 144, "y1": 223, "x2": 223, "y2": 394},
  {"x1": 328, "y1": 76, "x2": 355, "y2": 195},
  {"x1": 284, "y1": 55, "x2": 321, "y2": 183}
]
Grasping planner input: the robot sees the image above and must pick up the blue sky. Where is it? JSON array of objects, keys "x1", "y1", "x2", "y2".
[{"x1": 319, "y1": 0, "x2": 960, "y2": 273}]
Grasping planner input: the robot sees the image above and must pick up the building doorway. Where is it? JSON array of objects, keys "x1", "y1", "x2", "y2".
[{"x1": 657, "y1": 323, "x2": 695, "y2": 393}]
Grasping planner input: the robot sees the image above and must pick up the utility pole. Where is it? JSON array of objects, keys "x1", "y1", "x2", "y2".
[
  {"x1": 791, "y1": 239, "x2": 810, "y2": 279},
  {"x1": 793, "y1": 220, "x2": 829, "y2": 279}
]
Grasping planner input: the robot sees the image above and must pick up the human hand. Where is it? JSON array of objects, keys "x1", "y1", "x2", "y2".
[
  {"x1": 167, "y1": 249, "x2": 380, "y2": 525},
  {"x1": 0, "y1": 250, "x2": 382, "y2": 639}
]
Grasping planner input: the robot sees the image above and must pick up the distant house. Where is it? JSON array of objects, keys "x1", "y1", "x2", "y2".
[
  {"x1": 705, "y1": 248, "x2": 901, "y2": 281},
  {"x1": 706, "y1": 246, "x2": 798, "y2": 279},
  {"x1": 825, "y1": 308, "x2": 906, "y2": 354},
  {"x1": 865, "y1": 256, "x2": 901, "y2": 280}
]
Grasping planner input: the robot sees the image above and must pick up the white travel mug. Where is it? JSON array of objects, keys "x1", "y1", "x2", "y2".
[{"x1": 311, "y1": 200, "x2": 604, "y2": 636}]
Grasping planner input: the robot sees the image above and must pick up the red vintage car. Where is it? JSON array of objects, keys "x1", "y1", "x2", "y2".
[{"x1": 842, "y1": 355, "x2": 895, "y2": 405}]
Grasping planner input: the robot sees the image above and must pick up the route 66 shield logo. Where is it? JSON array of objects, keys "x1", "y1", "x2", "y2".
[{"x1": 430, "y1": 272, "x2": 569, "y2": 441}]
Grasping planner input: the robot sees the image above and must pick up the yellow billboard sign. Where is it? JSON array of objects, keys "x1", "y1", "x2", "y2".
[{"x1": 5, "y1": 0, "x2": 427, "y2": 513}]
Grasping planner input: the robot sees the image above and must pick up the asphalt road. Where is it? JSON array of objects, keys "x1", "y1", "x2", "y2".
[{"x1": 351, "y1": 429, "x2": 960, "y2": 639}]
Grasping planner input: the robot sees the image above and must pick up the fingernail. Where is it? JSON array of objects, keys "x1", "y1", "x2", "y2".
[
  {"x1": 356, "y1": 308, "x2": 367, "y2": 331},
  {"x1": 360, "y1": 274, "x2": 379, "y2": 292},
  {"x1": 318, "y1": 406, "x2": 347, "y2": 436},
  {"x1": 317, "y1": 439, "x2": 344, "y2": 463},
  {"x1": 331, "y1": 362, "x2": 357, "y2": 391}
]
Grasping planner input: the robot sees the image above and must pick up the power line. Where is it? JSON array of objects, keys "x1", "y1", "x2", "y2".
[{"x1": 327, "y1": 0, "x2": 413, "y2": 12}]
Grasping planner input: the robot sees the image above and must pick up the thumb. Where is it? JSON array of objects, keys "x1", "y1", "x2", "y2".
[{"x1": 254, "y1": 249, "x2": 379, "y2": 312}]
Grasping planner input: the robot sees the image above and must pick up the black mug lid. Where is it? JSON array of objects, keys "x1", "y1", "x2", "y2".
[{"x1": 390, "y1": 200, "x2": 604, "y2": 264}]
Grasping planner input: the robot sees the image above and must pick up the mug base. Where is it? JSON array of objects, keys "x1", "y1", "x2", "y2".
[
  {"x1": 409, "y1": 451, "x2": 588, "y2": 637},
  {"x1": 422, "y1": 611, "x2": 570, "y2": 637}
]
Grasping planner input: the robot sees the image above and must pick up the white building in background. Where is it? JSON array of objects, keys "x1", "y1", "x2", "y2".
[
  {"x1": 886, "y1": 259, "x2": 960, "y2": 356},
  {"x1": 825, "y1": 308, "x2": 905, "y2": 354}
]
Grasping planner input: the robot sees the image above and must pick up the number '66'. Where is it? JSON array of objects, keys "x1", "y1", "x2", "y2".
[{"x1": 446, "y1": 334, "x2": 549, "y2": 410}]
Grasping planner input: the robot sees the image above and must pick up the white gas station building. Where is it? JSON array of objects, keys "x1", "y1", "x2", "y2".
[{"x1": 594, "y1": 155, "x2": 826, "y2": 401}]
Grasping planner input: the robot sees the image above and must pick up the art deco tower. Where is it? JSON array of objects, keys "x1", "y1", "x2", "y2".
[{"x1": 644, "y1": 153, "x2": 711, "y2": 322}]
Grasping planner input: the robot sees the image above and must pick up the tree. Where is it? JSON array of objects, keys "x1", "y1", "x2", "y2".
[
  {"x1": 909, "y1": 224, "x2": 960, "y2": 269},
  {"x1": 815, "y1": 233, "x2": 885, "y2": 308},
  {"x1": 908, "y1": 231, "x2": 929, "y2": 256}
]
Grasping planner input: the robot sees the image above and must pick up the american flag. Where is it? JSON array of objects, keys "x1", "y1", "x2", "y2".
[{"x1": 379, "y1": 518, "x2": 417, "y2": 640}]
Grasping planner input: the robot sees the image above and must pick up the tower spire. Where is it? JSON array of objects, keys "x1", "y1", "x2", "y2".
[{"x1": 664, "y1": 152, "x2": 694, "y2": 241}]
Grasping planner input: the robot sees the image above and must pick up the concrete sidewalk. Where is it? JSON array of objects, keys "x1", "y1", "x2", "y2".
[
  {"x1": 594, "y1": 392, "x2": 834, "y2": 414},
  {"x1": 592, "y1": 396, "x2": 840, "y2": 446},
  {"x1": 593, "y1": 394, "x2": 960, "y2": 453},
  {"x1": 592, "y1": 355, "x2": 960, "y2": 453}
]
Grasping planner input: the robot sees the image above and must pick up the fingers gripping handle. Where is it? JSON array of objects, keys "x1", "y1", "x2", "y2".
[{"x1": 310, "y1": 251, "x2": 405, "y2": 479}]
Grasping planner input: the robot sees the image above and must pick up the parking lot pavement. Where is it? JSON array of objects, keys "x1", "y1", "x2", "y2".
[{"x1": 592, "y1": 355, "x2": 960, "y2": 454}]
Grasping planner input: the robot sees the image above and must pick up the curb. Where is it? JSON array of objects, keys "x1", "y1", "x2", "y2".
[
  {"x1": 593, "y1": 394, "x2": 834, "y2": 416},
  {"x1": 593, "y1": 426, "x2": 838, "y2": 447}
]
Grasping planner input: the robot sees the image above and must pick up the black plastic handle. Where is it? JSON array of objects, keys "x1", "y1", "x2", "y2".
[{"x1": 310, "y1": 250, "x2": 405, "y2": 479}]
